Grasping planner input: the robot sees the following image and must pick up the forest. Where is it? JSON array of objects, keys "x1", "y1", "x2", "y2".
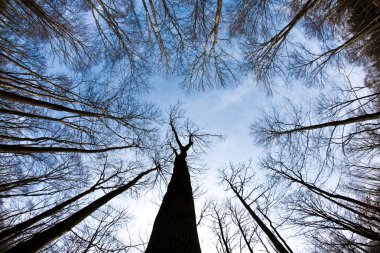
[{"x1": 0, "y1": 0, "x2": 379, "y2": 252}]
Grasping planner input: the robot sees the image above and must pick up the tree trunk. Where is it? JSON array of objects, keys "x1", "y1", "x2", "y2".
[
  {"x1": 0, "y1": 144, "x2": 136, "y2": 153},
  {"x1": 5, "y1": 168, "x2": 156, "y2": 253},
  {"x1": 278, "y1": 111, "x2": 380, "y2": 134},
  {"x1": 145, "y1": 152, "x2": 201, "y2": 253},
  {"x1": 0, "y1": 185, "x2": 97, "y2": 242},
  {"x1": 227, "y1": 180, "x2": 291, "y2": 253},
  {"x1": 0, "y1": 90, "x2": 100, "y2": 117}
]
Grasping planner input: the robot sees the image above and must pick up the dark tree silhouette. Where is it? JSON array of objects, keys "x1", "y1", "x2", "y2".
[
  {"x1": 2, "y1": 1, "x2": 380, "y2": 252},
  {"x1": 145, "y1": 110, "x2": 204, "y2": 253},
  {"x1": 5, "y1": 166, "x2": 157, "y2": 253},
  {"x1": 211, "y1": 203, "x2": 235, "y2": 253},
  {"x1": 0, "y1": 162, "x2": 131, "y2": 244},
  {"x1": 250, "y1": 80, "x2": 380, "y2": 252},
  {"x1": 220, "y1": 162, "x2": 293, "y2": 253}
]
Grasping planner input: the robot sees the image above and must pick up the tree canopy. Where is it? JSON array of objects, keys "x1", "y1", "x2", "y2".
[{"x1": 1, "y1": 0, "x2": 379, "y2": 252}]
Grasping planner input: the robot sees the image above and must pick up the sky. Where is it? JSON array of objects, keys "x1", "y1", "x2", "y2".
[
  {"x1": 2, "y1": 2, "x2": 374, "y2": 252},
  {"x1": 118, "y1": 70, "x2": 312, "y2": 252},
  {"x1": 123, "y1": 73, "x2": 267, "y2": 251},
  {"x1": 119, "y1": 58, "x2": 367, "y2": 252},
  {"x1": 45, "y1": 20, "x2": 367, "y2": 252}
]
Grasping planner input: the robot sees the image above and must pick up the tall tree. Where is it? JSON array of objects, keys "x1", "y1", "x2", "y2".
[
  {"x1": 2, "y1": 1, "x2": 380, "y2": 252},
  {"x1": 1, "y1": 1, "x2": 159, "y2": 246},
  {"x1": 4, "y1": 166, "x2": 157, "y2": 253},
  {"x1": 0, "y1": 161, "x2": 131, "y2": 243},
  {"x1": 250, "y1": 80, "x2": 380, "y2": 251},
  {"x1": 220, "y1": 162, "x2": 294, "y2": 253},
  {"x1": 145, "y1": 108, "x2": 211, "y2": 253}
]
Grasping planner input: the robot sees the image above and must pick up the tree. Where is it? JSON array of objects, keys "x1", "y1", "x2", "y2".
[
  {"x1": 210, "y1": 202, "x2": 236, "y2": 253},
  {"x1": 250, "y1": 79, "x2": 380, "y2": 251},
  {"x1": 41, "y1": 206, "x2": 133, "y2": 253},
  {"x1": 260, "y1": 156, "x2": 380, "y2": 252},
  {"x1": 1, "y1": 2, "x2": 160, "y2": 249},
  {"x1": 0, "y1": 160, "x2": 133, "y2": 243},
  {"x1": 227, "y1": 0, "x2": 380, "y2": 89},
  {"x1": 145, "y1": 107, "x2": 218, "y2": 253},
  {"x1": 220, "y1": 162, "x2": 294, "y2": 253},
  {"x1": 4, "y1": 166, "x2": 157, "y2": 253},
  {"x1": 2, "y1": 0, "x2": 379, "y2": 90},
  {"x1": 2, "y1": 1, "x2": 380, "y2": 252}
]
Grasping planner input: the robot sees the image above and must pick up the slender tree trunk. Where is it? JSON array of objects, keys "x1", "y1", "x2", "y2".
[
  {"x1": 278, "y1": 111, "x2": 380, "y2": 134},
  {"x1": 0, "y1": 90, "x2": 99, "y2": 117},
  {"x1": 0, "y1": 108, "x2": 64, "y2": 122},
  {"x1": 0, "y1": 185, "x2": 97, "y2": 242},
  {"x1": 273, "y1": 167, "x2": 380, "y2": 213},
  {"x1": 145, "y1": 152, "x2": 201, "y2": 253},
  {"x1": 5, "y1": 168, "x2": 156, "y2": 253},
  {"x1": 0, "y1": 144, "x2": 136, "y2": 153},
  {"x1": 227, "y1": 180, "x2": 291, "y2": 253},
  {"x1": 214, "y1": 207, "x2": 232, "y2": 253}
]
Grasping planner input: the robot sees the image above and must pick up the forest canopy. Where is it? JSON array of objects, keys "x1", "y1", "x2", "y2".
[{"x1": 1, "y1": 0, "x2": 379, "y2": 252}]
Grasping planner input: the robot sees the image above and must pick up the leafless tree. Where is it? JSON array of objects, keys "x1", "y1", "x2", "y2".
[
  {"x1": 219, "y1": 162, "x2": 294, "y2": 253},
  {"x1": 4, "y1": 164, "x2": 158, "y2": 253},
  {"x1": 210, "y1": 202, "x2": 237, "y2": 253},
  {"x1": 251, "y1": 78, "x2": 380, "y2": 251},
  {"x1": 41, "y1": 206, "x2": 133, "y2": 253},
  {"x1": 226, "y1": 0, "x2": 380, "y2": 89},
  {"x1": 2, "y1": 1, "x2": 380, "y2": 252},
  {"x1": 145, "y1": 105, "x2": 221, "y2": 253}
]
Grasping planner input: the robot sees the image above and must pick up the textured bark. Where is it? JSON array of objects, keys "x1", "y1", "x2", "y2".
[{"x1": 145, "y1": 152, "x2": 201, "y2": 253}]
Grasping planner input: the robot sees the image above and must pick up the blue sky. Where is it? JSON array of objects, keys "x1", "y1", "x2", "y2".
[
  {"x1": 121, "y1": 57, "x2": 368, "y2": 251},
  {"x1": 2, "y1": 2, "x2": 375, "y2": 252},
  {"x1": 121, "y1": 71, "x2": 300, "y2": 251},
  {"x1": 124, "y1": 73, "x2": 269, "y2": 251}
]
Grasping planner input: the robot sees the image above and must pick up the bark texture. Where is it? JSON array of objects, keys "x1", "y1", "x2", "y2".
[{"x1": 145, "y1": 152, "x2": 201, "y2": 253}]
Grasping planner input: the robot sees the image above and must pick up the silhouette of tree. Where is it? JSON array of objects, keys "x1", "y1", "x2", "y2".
[
  {"x1": 4, "y1": 165, "x2": 157, "y2": 253},
  {"x1": 251, "y1": 80, "x2": 380, "y2": 251},
  {"x1": 145, "y1": 106, "x2": 220, "y2": 253},
  {"x1": 2, "y1": 1, "x2": 380, "y2": 252},
  {"x1": 220, "y1": 162, "x2": 294, "y2": 253}
]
